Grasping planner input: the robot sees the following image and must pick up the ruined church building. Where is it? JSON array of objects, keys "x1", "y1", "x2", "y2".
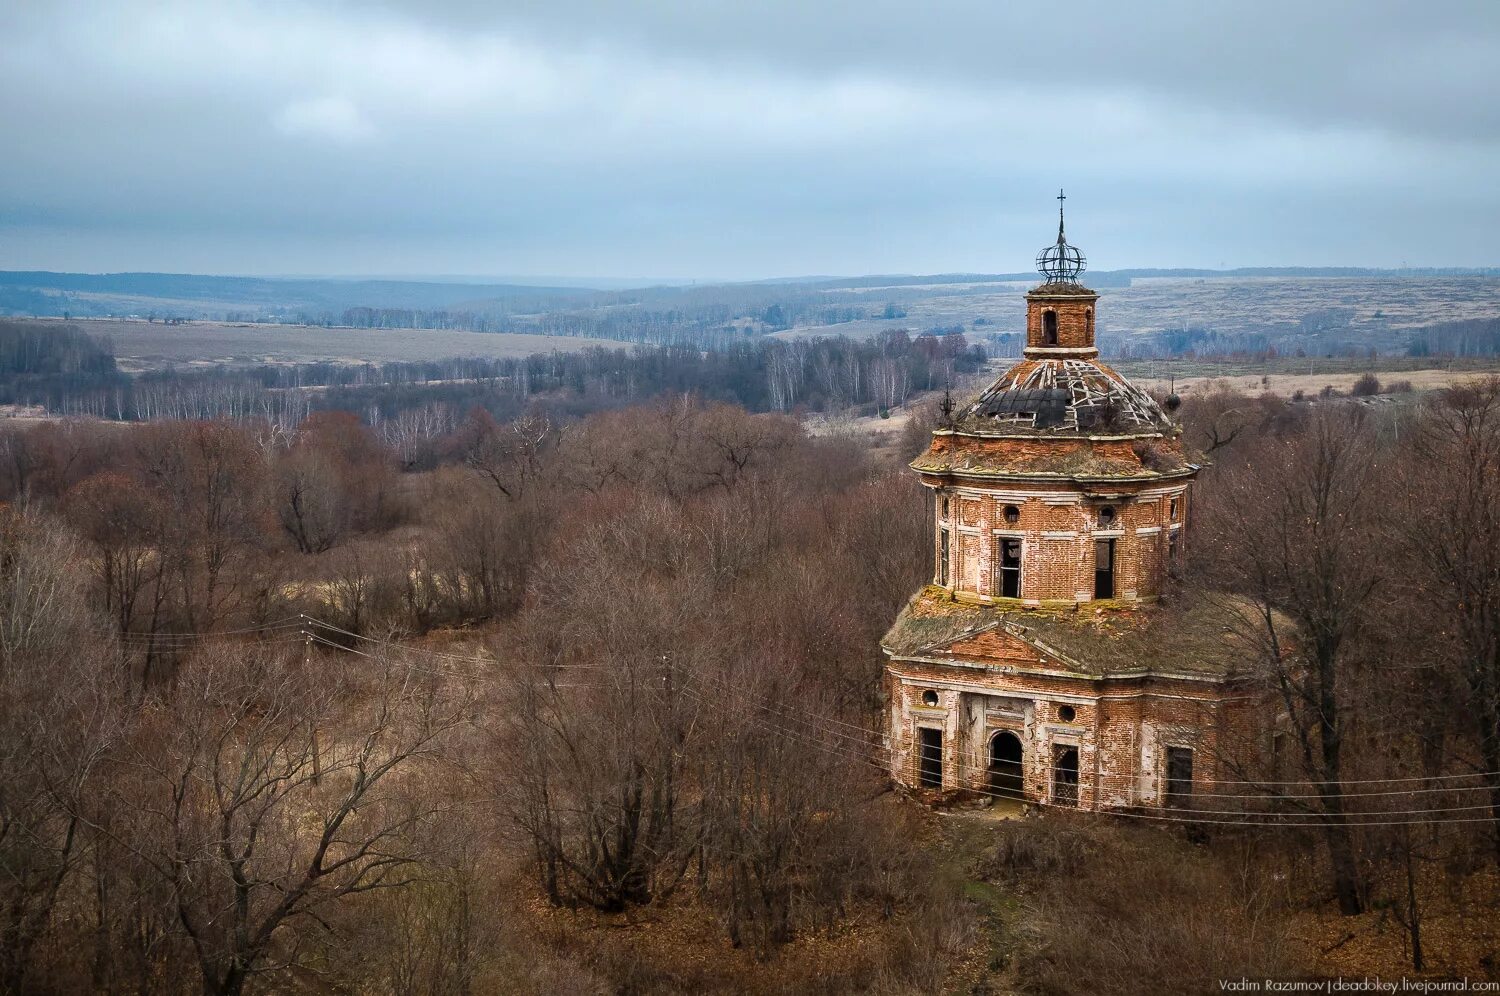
[{"x1": 883, "y1": 194, "x2": 1268, "y2": 811}]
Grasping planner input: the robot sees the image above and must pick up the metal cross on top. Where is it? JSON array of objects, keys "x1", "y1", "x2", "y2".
[{"x1": 1036, "y1": 188, "x2": 1086, "y2": 283}]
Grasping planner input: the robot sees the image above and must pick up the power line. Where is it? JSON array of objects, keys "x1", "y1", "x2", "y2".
[{"x1": 137, "y1": 614, "x2": 1500, "y2": 827}]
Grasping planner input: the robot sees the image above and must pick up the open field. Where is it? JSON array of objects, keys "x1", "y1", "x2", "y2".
[
  {"x1": 778, "y1": 275, "x2": 1500, "y2": 349},
  {"x1": 4, "y1": 317, "x2": 631, "y2": 371},
  {"x1": 1132, "y1": 365, "x2": 1500, "y2": 399},
  {"x1": 1112, "y1": 354, "x2": 1500, "y2": 398}
]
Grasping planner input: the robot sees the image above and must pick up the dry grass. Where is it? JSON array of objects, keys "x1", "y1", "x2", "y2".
[
  {"x1": 967, "y1": 816, "x2": 1301, "y2": 995},
  {"x1": 1296, "y1": 860, "x2": 1500, "y2": 979},
  {"x1": 1133, "y1": 368, "x2": 1500, "y2": 400}
]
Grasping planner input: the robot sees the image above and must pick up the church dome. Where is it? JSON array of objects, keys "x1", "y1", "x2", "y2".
[
  {"x1": 912, "y1": 193, "x2": 1194, "y2": 483},
  {"x1": 960, "y1": 357, "x2": 1173, "y2": 435}
]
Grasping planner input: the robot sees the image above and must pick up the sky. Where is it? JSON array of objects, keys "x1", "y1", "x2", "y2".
[{"x1": 0, "y1": 0, "x2": 1497, "y2": 281}]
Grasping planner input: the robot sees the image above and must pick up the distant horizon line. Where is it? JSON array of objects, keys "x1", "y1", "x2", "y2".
[{"x1": 2, "y1": 264, "x2": 1498, "y2": 293}]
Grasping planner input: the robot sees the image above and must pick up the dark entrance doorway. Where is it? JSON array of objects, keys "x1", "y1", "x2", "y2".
[
  {"x1": 1165, "y1": 746, "x2": 1194, "y2": 808},
  {"x1": 997, "y1": 538, "x2": 1022, "y2": 598},
  {"x1": 918, "y1": 727, "x2": 943, "y2": 789},
  {"x1": 1094, "y1": 538, "x2": 1115, "y2": 599},
  {"x1": 1052, "y1": 745, "x2": 1079, "y2": 807},
  {"x1": 989, "y1": 730, "x2": 1024, "y2": 799}
]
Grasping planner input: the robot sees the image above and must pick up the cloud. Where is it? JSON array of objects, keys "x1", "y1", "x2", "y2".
[
  {"x1": 0, "y1": 0, "x2": 1495, "y2": 276},
  {"x1": 273, "y1": 96, "x2": 375, "y2": 142}
]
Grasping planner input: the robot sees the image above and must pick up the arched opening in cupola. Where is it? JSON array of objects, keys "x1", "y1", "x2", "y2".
[{"x1": 1042, "y1": 310, "x2": 1058, "y2": 345}]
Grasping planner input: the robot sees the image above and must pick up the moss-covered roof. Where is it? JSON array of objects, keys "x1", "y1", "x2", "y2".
[
  {"x1": 883, "y1": 587, "x2": 1279, "y2": 679},
  {"x1": 880, "y1": 586, "x2": 999, "y2": 656},
  {"x1": 1027, "y1": 281, "x2": 1098, "y2": 297},
  {"x1": 912, "y1": 431, "x2": 1194, "y2": 482}
]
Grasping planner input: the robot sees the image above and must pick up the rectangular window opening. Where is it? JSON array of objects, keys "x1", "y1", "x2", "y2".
[
  {"x1": 1094, "y1": 538, "x2": 1115, "y2": 599},
  {"x1": 939, "y1": 528, "x2": 950, "y2": 587},
  {"x1": 1166, "y1": 747, "x2": 1194, "y2": 808},
  {"x1": 918, "y1": 728, "x2": 944, "y2": 789},
  {"x1": 1052, "y1": 745, "x2": 1079, "y2": 807},
  {"x1": 998, "y1": 537, "x2": 1022, "y2": 599}
]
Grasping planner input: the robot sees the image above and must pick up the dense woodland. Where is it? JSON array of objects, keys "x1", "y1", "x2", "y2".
[
  {"x1": 2, "y1": 368, "x2": 1500, "y2": 993},
  {"x1": 0, "y1": 323, "x2": 985, "y2": 426}
]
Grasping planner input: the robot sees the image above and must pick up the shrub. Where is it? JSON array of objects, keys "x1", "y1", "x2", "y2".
[{"x1": 1351, "y1": 372, "x2": 1381, "y2": 396}]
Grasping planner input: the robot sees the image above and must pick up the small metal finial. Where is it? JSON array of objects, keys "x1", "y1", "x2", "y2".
[{"x1": 1036, "y1": 189, "x2": 1086, "y2": 283}]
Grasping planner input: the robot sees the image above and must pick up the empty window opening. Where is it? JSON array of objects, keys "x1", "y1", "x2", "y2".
[
  {"x1": 998, "y1": 537, "x2": 1022, "y2": 598},
  {"x1": 1042, "y1": 310, "x2": 1058, "y2": 345},
  {"x1": 941, "y1": 494, "x2": 950, "y2": 519},
  {"x1": 1168, "y1": 531, "x2": 1179, "y2": 565},
  {"x1": 1003, "y1": 503, "x2": 1021, "y2": 525},
  {"x1": 1086, "y1": 308, "x2": 1094, "y2": 339},
  {"x1": 1169, "y1": 497, "x2": 1179, "y2": 520},
  {"x1": 1094, "y1": 538, "x2": 1116, "y2": 599},
  {"x1": 918, "y1": 728, "x2": 944, "y2": 789},
  {"x1": 1098, "y1": 505, "x2": 1117, "y2": 527},
  {"x1": 1166, "y1": 747, "x2": 1194, "y2": 808},
  {"x1": 989, "y1": 731, "x2": 1024, "y2": 799},
  {"x1": 921, "y1": 689, "x2": 939, "y2": 707},
  {"x1": 1052, "y1": 745, "x2": 1079, "y2": 807},
  {"x1": 939, "y1": 528, "x2": 951, "y2": 586},
  {"x1": 1057, "y1": 704, "x2": 1077, "y2": 723}
]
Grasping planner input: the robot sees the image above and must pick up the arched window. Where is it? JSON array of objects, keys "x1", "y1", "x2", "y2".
[
  {"x1": 1042, "y1": 310, "x2": 1059, "y2": 345},
  {"x1": 1086, "y1": 308, "x2": 1094, "y2": 339}
]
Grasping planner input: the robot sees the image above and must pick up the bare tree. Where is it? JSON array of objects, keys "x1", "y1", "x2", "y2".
[
  {"x1": 0, "y1": 507, "x2": 121, "y2": 993},
  {"x1": 63, "y1": 472, "x2": 168, "y2": 644},
  {"x1": 275, "y1": 448, "x2": 347, "y2": 553},
  {"x1": 1396, "y1": 378, "x2": 1500, "y2": 861},
  {"x1": 457, "y1": 409, "x2": 558, "y2": 503},
  {"x1": 94, "y1": 641, "x2": 467, "y2": 996},
  {"x1": 1197, "y1": 408, "x2": 1383, "y2": 915}
]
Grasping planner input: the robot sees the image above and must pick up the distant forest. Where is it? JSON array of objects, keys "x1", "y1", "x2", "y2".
[
  {"x1": 1407, "y1": 317, "x2": 1500, "y2": 358},
  {"x1": 6, "y1": 307, "x2": 1500, "y2": 432},
  {"x1": 0, "y1": 322, "x2": 985, "y2": 431}
]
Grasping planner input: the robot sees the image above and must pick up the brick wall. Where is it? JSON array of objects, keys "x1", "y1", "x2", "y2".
[
  {"x1": 930, "y1": 481, "x2": 1190, "y2": 604},
  {"x1": 887, "y1": 652, "x2": 1262, "y2": 810},
  {"x1": 1026, "y1": 291, "x2": 1098, "y2": 351}
]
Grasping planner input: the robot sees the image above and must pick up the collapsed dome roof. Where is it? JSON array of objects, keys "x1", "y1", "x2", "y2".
[{"x1": 960, "y1": 358, "x2": 1173, "y2": 435}]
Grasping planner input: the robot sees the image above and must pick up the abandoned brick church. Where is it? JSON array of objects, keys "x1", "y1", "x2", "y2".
[{"x1": 882, "y1": 196, "x2": 1268, "y2": 811}]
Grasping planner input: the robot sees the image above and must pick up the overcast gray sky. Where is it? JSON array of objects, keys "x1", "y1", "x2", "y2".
[{"x1": 1, "y1": 0, "x2": 1496, "y2": 280}]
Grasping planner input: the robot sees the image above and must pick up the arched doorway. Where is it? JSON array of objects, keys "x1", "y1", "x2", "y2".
[{"x1": 989, "y1": 730, "x2": 1024, "y2": 799}]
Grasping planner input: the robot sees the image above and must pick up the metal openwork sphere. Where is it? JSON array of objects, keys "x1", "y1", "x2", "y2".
[{"x1": 1036, "y1": 239, "x2": 1086, "y2": 283}]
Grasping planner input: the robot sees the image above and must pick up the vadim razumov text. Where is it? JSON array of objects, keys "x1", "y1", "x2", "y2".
[{"x1": 1220, "y1": 979, "x2": 1500, "y2": 994}]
